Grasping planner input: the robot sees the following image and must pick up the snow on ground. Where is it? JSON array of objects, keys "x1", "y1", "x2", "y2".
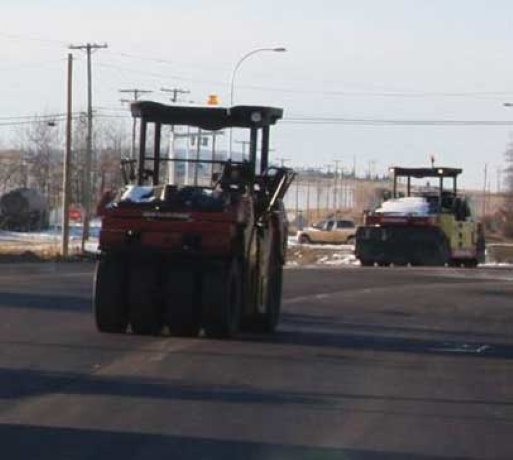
[
  {"x1": 287, "y1": 235, "x2": 354, "y2": 251},
  {"x1": 287, "y1": 235, "x2": 513, "y2": 267},
  {"x1": 287, "y1": 235, "x2": 358, "y2": 266},
  {"x1": 480, "y1": 262, "x2": 513, "y2": 268},
  {"x1": 2, "y1": 227, "x2": 511, "y2": 267},
  {"x1": 0, "y1": 219, "x2": 101, "y2": 255},
  {"x1": 316, "y1": 253, "x2": 360, "y2": 266}
]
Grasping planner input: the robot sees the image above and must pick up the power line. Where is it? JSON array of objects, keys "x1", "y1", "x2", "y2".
[
  {"x1": 238, "y1": 86, "x2": 513, "y2": 99},
  {"x1": 5, "y1": 108, "x2": 513, "y2": 129},
  {"x1": 0, "y1": 58, "x2": 66, "y2": 72},
  {"x1": 161, "y1": 87, "x2": 190, "y2": 103},
  {"x1": 0, "y1": 113, "x2": 68, "y2": 120},
  {"x1": 107, "y1": 50, "x2": 230, "y2": 72},
  {"x1": 0, "y1": 31, "x2": 67, "y2": 45},
  {"x1": 282, "y1": 117, "x2": 513, "y2": 126},
  {"x1": 101, "y1": 54, "x2": 513, "y2": 100},
  {"x1": 119, "y1": 88, "x2": 153, "y2": 101},
  {"x1": 0, "y1": 114, "x2": 86, "y2": 127},
  {"x1": 97, "y1": 63, "x2": 189, "y2": 83}
]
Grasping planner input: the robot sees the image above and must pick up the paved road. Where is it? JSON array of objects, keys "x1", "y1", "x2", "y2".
[{"x1": 1, "y1": 262, "x2": 513, "y2": 460}]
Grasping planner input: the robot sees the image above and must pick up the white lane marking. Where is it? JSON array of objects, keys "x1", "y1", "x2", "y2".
[
  {"x1": 95, "y1": 338, "x2": 201, "y2": 375},
  {"x1": 282, "y1": 279, "x2": 513, "y2": 306}
]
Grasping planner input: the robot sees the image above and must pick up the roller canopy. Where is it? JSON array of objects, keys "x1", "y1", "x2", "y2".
[
  {"x1": 390, "y1": 167, "x2": 462, "y2": 178},
  {"x1": 131, "y1": 101, "x2": 283, "y2": 130}
]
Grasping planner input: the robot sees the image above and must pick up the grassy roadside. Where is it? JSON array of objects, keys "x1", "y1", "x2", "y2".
[
  {"x1": 1, "y1": 239, "x2": 512, "y2": 265},
  {"x1": 0, "y1": 241, "x2": 95, "y2": 263}
]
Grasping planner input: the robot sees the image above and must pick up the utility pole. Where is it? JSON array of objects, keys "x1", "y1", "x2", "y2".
[
  {"x1": 161, "y1": 88, "x2": 190, "y2": 184},
  {"x1": 194, "y1": 129, "x2": 202, "y2": 185},
  {"x1": 325, "y1": 165, "x2": 331, "y2": 213},
  {"x1": 306, "y1": 175, "x2": 311, "y2": 224},
  {"x1": 235, "y1": 140, "x2": 250, "y2": 160},
  {"x1": 69, "y1": 42, "x2": 108, "y2": 252},
  {"x1": 482, "y1": 163, "x2": 488, "y2": 218},
  {"x1": 161, "y1": 87, "x2": 190, "y2": 103},
  {"x1": 316, "y1": 169, "x2": 321, "y2": 219},
  {"x1": 275, "y1": 157, "x2": 290, "y2": 167},
  {"x1": 295, "y1": 172, "x2": 300, "y2": 223},
  {"x1": 61, "y1": 53, "x2": 73, "y2": 257},
  {"x1": 119, "y1": 88, "x2": 153, "y2": 159},
  {"x1": 497, "y1": 166, "x2": 502, "y2": 193},
  {"x1": 333, "y1": 160, "x2": 341, "y2": 217}
]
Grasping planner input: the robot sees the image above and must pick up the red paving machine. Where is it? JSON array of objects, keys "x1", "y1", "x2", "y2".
[{"x1": 94, "y1": 101, "x2": 295, "y2": 338}]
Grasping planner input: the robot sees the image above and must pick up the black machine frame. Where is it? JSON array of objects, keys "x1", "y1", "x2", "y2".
[
  {"x1": 390, "y1": 166, "x2": 462, "y2": 200},
  {"x1": 130, "y1": 101, "x2": 283, "y2": 186}
]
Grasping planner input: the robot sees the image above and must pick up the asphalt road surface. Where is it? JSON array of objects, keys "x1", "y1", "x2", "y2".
[{"x1": 1, "y1": 262, "x2": 513, "y2": 460}]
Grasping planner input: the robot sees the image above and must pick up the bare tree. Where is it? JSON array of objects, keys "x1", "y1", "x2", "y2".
[
  {"x1": 0, "y1": 150, "x2": 25, "y2": 194},
  {"x1": 502, "y1": 142, "x2": 513, "y2": 237},
  {"x1": 71, "y1": 113, "x2": 88, "y2": 207},
  {"x1": 16, "y1": 117, "x2": 62, "y2": 209},
  {"x1": 94, "y1": 119, "x2": 130, "y2": 199}
]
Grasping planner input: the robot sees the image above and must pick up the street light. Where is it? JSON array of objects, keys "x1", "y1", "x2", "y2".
[
  {"x1": 230, "y1": 47, "x2": 286, "y2": 106},
  {"x1": 229, "y1": 46, "x2": 287, "y2": 157}
]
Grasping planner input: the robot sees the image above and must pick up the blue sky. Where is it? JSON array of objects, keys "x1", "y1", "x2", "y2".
[{"x1": 2, "y1": 0, "x2": 513, "y2": 187}]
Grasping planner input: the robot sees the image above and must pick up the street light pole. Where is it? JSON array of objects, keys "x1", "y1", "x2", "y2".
[{"x1": 228, "y1": 46, "x2": 286, "y2": 157}]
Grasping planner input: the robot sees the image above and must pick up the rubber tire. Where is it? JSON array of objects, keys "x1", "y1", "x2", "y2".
[
  {"x1": 298, "y1": 234, "x2": 311, "y2": 244},
  {"x1": 463, "y1": 259, "x2": 478, "y2": 268},
  {"x1": 360, "y1": 259, "x2": 374, "y2": 267},
  {"x1": 164, "y1": 269, "x2": 201, "y2": 337},
  {"x1": 93, "y1": 255, "x2": 128, "y2": 333},
  {"x1": 202, "y1": 259, "x2": 242, "y2": 339},
  {"x1": 346, "y1": 235, "x2": 356, "y2": 245},
  {"x1": 128, "y1": 260, "x2": 163, "y2": 336},
  {"x1": 414, "y1": 236, "x2": 450, "y2": 267},
  {"x1": 476, "y1": 236, "x2": 486, "y2": 264},
  {"x1": 434, "y1": 238, "x2": 451, "y2": 266},
  {"x1": 250, "y1": 259, "x2": 283, "y2": 334}
]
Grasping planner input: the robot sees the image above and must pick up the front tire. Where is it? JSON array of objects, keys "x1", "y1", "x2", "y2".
[
  {"x1": 93, "y1": 255, "x2": 129, "y2": 333},
  {"x1": 202, "y1": 259, "x2": 242, "y2": 339},
  {"x1": 360, "y1": 259, "x2": 374, "y2": 267},
  {"x1": 251, "y1": 258, "x2": 283, "y2": 334},
  {"x1": 164, "y1": 268, "x2": 201, "y2": 337},
  {"x1": 128, "y1": 259, "x2": 163, "y2": 336}
]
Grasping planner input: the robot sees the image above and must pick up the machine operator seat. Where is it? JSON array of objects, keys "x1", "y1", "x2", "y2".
[{"x1": 215, "y1": 160, "x2": 251, "y2": 193}]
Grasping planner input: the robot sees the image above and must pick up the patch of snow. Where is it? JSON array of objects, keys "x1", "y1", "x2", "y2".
[
  {"x1": 376, "y1": 196, "x2": 431, "y2": 216},
  {"x1": 120, "y1": 185, "x2": 156, "y2": 203},
  {"x1": 0, "y1": 230, "x2": 60, "y2": 242},
  {"x1": 0, "y1": 220, "x2": 102, "y2": 255},
  {"x1": 324, "y1": 255, "x2": 360, "y2": 266},
  {"x1": 288, "y1": 235, "x2": 299, "y2": 246},
  {"x1": 480, "y1": 262, "x2": 513, "y2": 268},
  {"x1": 83, "y1": 239, "x2": 100, "y2": 254},
  {"x1": 288, "y1": 236, "x2": 354, "y2": 250}
]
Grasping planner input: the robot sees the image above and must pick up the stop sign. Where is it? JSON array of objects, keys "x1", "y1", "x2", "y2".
[{"x1": 69, "y1": 208, "x2": 82, "y2": 221}]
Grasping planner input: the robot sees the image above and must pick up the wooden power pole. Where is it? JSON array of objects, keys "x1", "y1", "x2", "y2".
[
  {"x1": 61, "y1": 53, "x2": 73, "y2": 257},
  {"x1": 119, "y1": 88, "x2": 153, "y2": 159},
  {"x1": 69, "y1": 42, "x2": 108, "y2": 252}
]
